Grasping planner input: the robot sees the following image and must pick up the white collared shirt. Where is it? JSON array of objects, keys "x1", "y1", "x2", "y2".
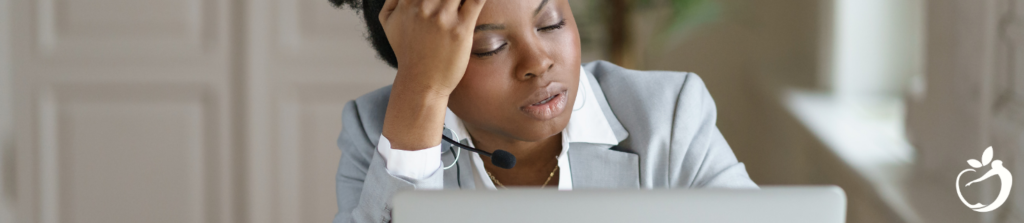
[{"x1": 375, "y1": 66, "x2": 619, "y2": 190}]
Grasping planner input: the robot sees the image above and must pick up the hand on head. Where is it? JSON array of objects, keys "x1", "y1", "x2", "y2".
[{"x1": 379, "y1": 0, "x2": 488, "y2": 150}]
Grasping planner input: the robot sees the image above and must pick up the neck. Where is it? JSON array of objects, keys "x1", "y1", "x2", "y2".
[{"x1": 465, "y1": 126, "x2": 562, "y2": 172}]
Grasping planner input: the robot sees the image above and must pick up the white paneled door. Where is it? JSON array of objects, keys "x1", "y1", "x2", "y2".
[{"x1": 6, "y1": 0, "x2": 395, "y2": 222}]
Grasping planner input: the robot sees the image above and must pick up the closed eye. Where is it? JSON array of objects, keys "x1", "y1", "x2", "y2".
[
  {"x1": 473, "y1": 42, "x2": 508, "y2": 57},
  {"x1": 538, "y1": 19, "x2": 566, "y2": 32}
]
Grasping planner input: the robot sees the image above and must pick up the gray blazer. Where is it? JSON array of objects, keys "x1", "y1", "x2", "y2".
[{"x1": 334, "y1": 60, "x2": 758, "y2": 223}]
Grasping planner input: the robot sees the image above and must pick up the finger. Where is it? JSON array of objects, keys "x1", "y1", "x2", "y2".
[
  {"x1": 379, "y1": 0, "x2": 400, "y2": 24},
  {"x1": 419, "y1": 0, "x2": 442, "y2": 15},
  {"x1": 458, "y1": 0, "x2": 487, "y2": 23},
  {"x1": 441, "y1": 0, "x2": 460, "y2": 13}
]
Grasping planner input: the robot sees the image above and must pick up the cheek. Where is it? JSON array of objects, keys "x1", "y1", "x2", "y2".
[
  {"x1": 543, "y1": 25, "x2": 582, "y2": 68},
  {"x1": 450, "y1": 65, "x2": 513, "y2": 113},
  {"x1": 460, "y1": 63, "x2": 510, "y2": 96},
  {"x1": 560, "y1": 25, "x2": 582, "y2": 64}
]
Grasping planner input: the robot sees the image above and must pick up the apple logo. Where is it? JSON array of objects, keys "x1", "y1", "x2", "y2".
[{"x1": 956, "y1": 146, "x2": 1013, "y2": 212}]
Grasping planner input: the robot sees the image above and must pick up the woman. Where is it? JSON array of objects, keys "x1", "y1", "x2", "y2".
[{"x1": 330, "y1": 0, "x2": 758, "y2": 222}]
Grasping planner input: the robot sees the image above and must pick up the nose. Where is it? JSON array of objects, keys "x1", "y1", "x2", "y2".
[{"x1": 514, "y1": 36, "x2": 555, "y2": 81}]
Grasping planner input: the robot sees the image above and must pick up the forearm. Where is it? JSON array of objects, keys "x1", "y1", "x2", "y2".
[{"x1": 382, "y1": 75, "x2": 452, "y2": 150}]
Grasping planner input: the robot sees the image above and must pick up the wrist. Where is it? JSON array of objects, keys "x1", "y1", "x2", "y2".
[
  {"x1": 393, "y1": 68, "x2": 460, "y2": 97},
  {"x1": 382, "y1": 80, "x2": 451, "y2": 151}
]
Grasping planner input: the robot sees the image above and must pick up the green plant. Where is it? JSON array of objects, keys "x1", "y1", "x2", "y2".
[{"x1": 574, "y1": 0, "x2": 719, "y2": 68}]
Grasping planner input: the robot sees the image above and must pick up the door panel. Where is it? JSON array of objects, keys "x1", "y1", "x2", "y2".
[
  {"x1": 12, "y1": 0, "x2": 235, "y2": 222},
  {"x1": 50, "y1": 84, "x2": 212, "y2": 223},
  {"x1": 28, "y1": 0, "x2": 226, "y2": 67}
]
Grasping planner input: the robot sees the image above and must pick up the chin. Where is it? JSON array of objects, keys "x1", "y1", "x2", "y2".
[{"x1": 510, "y1": 115, "x2": 571, "y2": 142}]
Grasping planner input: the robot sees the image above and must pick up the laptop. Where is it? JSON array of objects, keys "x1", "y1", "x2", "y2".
[{"x1": 392, "y1": 186, "x2": 846, "y2": 223}]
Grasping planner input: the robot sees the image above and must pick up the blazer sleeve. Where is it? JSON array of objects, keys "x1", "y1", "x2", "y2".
[
  {"x1": 671, "y1": 73, "x2": 759, "y2": 189},
  {"x1": 333, "y1": 100, "x2": 444, "y2": 223}
]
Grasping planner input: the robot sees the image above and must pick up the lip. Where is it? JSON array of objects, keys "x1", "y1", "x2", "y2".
[{"x1": 520, "y1": 82, "x2": 569, "y2": 120}]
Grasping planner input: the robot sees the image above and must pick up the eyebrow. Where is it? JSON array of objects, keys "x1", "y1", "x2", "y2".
[
  {"x1": 474, "y1": 0, "x2": 550, "y2": 33},
  {"x1": 474, "y1": 24, "x2": 505, "y2": 32},
  {"x1": 534, "y1": 0, "x2": 549, "y2": 16}
]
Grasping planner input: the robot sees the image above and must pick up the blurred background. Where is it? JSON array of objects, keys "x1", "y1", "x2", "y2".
[{"x1": 0, "y1": 0, "x2": 1022, "y2": 222}]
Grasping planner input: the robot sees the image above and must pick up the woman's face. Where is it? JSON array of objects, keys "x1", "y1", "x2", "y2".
[{"x1": 447, "y1": 0, "x2": 581, "y2": 142}]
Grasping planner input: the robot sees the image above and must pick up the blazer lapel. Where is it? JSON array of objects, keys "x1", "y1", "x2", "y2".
[
  {"x1": 568, "y1": 142, "x2": 640, "y2": 189},
  {"x1": 565, "y1": 65, "x2": 638, "y2": 189}
]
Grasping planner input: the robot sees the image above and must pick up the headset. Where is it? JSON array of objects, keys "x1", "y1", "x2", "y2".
[
  {"x1": 441, "y1": 126, "x2": 517, "y2": 188},
  {"x1": 442, "y1": 127, "x2": 517, "y2": 170}
]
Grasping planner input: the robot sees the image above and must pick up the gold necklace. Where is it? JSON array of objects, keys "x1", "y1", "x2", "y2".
[{"x1": 486, "y1": 156, "x2": 559, "y2": 189}]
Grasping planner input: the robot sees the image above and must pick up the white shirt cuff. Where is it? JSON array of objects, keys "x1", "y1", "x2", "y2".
[{"x1": 376, "y1": 134, "x2": 443, "y2": 181}]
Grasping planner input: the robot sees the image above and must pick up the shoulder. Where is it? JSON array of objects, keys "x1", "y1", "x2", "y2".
[
  {"x1": 340, "y1": 85, "x2": 392, "y2": 148},
  {"x1": 586, "y1": 62, "x2": 748, "y2": 188},
  {"x1": 584, "y1": 60, "x2": 701, "y2": 86},
  {"x1": 584, "y1": 60, "x2": 717, "y2": 128},
  {"x1": 585, "y1": 60, "x2": 721, "y2": 162},
  {"x1": 584, "y1": 60, "x2": 712, "y2": 112}
]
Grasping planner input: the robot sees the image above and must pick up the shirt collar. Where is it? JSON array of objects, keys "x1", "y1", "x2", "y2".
[{"x1": 444, "y1": 66, "x2": 620, "y2": 146}]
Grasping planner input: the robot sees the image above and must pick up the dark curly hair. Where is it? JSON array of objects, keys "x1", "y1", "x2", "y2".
[{"x1": 331, "y1": 0, "x2": 398, "y2": 68}]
